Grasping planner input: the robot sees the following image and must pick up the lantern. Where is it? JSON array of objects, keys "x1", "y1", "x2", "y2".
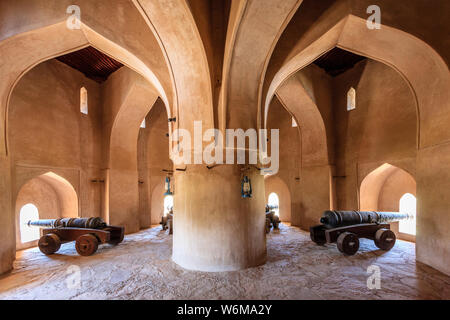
[
  {"x1": 164, "y1": 176, "x2": 173, "y2": 196},
  {"x1": 241, "y1": 176, "x2": 252, "y2": 198}
]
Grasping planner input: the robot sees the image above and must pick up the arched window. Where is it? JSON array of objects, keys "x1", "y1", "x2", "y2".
[
  {"x1": 268, "y1": 192, "x2": 280, "y2": 216},
  {"x1": 140, "y1": 119, "x2": 146, "y2": 128},
  {"x1": 80, "y1": 87, "x2": 88, "y2": 114},
  {"x1": 163, "y1": 195, "x2": 174, "y2": 216},
  {"x1": 19, "y1": 204, "x2": 40, "y2": 243},
  {"x1": 399, "y1": 193, "x2": 416, "y2": 235},
  {"x1": 347, "y1": 87, "x2": 356, "y2": 111}
]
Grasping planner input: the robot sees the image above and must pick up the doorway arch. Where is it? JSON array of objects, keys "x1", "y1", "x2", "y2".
[
  {"x1": 360, "y1": 163, "x2": 416, "y2": 242},
  {"x1": 18, "y1": 204, "x2": 40, "y2": 244},
  {"x1": 15, "y1": 172, "x2": 79, "y2": 250},
  {"x1": 264, "y1": 15, "x2": 450, "y2": 150},
  {"x1": 265, "y1": 175, "x2": 291, "y2": 223}
]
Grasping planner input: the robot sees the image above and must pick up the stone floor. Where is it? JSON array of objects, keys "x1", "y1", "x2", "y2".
[{"x1": 0, "y1": 224, "x2": 448, "y2": 300}]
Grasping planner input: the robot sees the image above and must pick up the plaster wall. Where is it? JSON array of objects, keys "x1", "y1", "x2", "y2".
[
  {"x1": 416, "y1": 143, "x2": 450, "y2": 275},
  {"x1": 8, "y1": 59, "x2": 103, "y2": 220},
  {"x1": 6, "y1": 59, "x2": 102, "y2": 260},
  {"x1": 271, "y1": 68, "x2": 333, "y2": 229},
  {"x1": 137, "y1": 98, "x2": 172, "y2": 227},
  {"x1": 102, "y1": 67, "x2": 159, "y2": 233},
  {"x1": 332, "y1": 60, "x2": 417, "y2": 210},
  {"x1": 173, "y1": 165, "x2": 266, "y2": 272},
  {"x1": 266, "y1": 97, "x2": 300, "y2": 224}
]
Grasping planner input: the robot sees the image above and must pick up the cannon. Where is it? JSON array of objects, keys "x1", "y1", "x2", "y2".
[
  {"x1": 310, "y1": 210, "x2": 411, "y2": 255},
  {"x1": 28, "y1": 217, "x2": 124, "y2": 256},
  {"x1": 265, "y1": 205, "x2": 280, "y2": 233},
  {"x1": 160, "y1": 207, "x2": 173, "y2": 234}
]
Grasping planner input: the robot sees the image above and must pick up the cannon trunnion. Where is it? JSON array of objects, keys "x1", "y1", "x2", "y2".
[
  {"x1": 29, "y1": 218, "x2": 124, "y2": 256},
  {"x1": 310, "y1": 210, "x2": 408, "y2": 255}
]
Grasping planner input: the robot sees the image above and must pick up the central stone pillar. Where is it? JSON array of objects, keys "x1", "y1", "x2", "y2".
[{"x1": 172, "y1": 164, "x2": 266, "y2": 272}]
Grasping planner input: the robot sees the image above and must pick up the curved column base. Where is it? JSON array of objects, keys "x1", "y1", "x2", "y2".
[{"x1": 172, "y1": 165, "x2": 267, "y2": 272}]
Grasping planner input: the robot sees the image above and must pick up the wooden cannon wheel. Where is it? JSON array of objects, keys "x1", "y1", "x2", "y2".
[
  {"x1": 337, "y1": 232, "x2": 360, "y2": 255},
  {"x1": 38, "y1": 233, "x2": 61, "y2": 255},
  {"x1": 374, "y1": 228, "x2": 396, "y2": 251},
  {"x1": 75, "y1": 234, "x2": 99, "y2": 256}
]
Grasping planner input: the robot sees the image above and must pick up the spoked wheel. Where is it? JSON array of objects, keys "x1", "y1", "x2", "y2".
[
  {"x1": 337, "y1": 232, "x2": 360, "y2": 256},
  {"x1": 374, "y1": 228, "x2": 396, "y2": 251},
  {"x1": 75, "y1": 234, "x2": 99, "y2": 256},
  {"x1": 38, "y1": 233, "x2": 61, "y2": 255}
]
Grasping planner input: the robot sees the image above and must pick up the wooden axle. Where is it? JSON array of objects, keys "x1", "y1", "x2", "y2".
[
  {"x1": 38, "y1": 226, "x2": 124, "y2": 256},
  {"x1": 310, "y1": 223, "x2": 396, "y2": 255}
]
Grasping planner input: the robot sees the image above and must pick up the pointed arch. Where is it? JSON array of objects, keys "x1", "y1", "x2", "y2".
[
  {"x1": 132, "y1": 0, "x2": 214, "y2": 134},
  {"x1": 15, "y1": 171, "x2": 79, "y2": 250},
  {"x1": 265, "y1": 15, "x2": 450, "y2": 150},
  {"x1": 275, "y1": 73, "x2": 329, "y2": 166},
  {"x1": 359, "y1": 163, "x2": 416, "y2": 212},
  {"x1": 0, "y1": 21, "x2": 170, "y2": 157},
  {"x1": 265, "y1": 175, "x2": 291, "y2": 223}
]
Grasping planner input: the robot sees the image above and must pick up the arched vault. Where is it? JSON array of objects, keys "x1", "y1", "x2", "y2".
[{"x1": 264, "y1": 15, "x2": 450, "y2": 149}]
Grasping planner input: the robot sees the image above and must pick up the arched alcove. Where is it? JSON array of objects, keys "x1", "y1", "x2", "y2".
[
  {"x1": 136, "y1": 98, "x2": 172, "y2": 229},
  {"x1": 265, "y1": 175, "x2": 291, "y2": 223},
  {"x1": 265, "y1": 15, "x2": 450, "y2": 149},
  {"x1": 360, "y1": 163, "x2": 416, "y2": 242},
  {"x1": 19, "y1": 204, "x2": 40, "y2": 244},
  {"x1": 15, "y1": 172, "x2": 79, "y2": 251}
]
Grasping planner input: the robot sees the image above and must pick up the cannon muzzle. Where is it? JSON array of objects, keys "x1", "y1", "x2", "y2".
[
  {"x1": 319, "y1": 210, "x2": 412, "y2": 228},
  {"x1": 27, "y1": 217, "x2": 107, "y2": 229}
]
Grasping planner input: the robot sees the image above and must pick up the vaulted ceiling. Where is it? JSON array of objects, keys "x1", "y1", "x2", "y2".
[
  {"x1": 313, "y1": 47, "x2": 367, "y2": 77},
  {"x1": 56, "y1": 46, "x2": 124, "y2": 83}
]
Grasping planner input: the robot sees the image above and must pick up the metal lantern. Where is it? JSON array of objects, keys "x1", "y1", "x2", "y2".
[
  {"x1": 164, "y1": 176, "x2": 173, "y2": 196},
  {"x1": 241, "y1": 175, "x2": 252, "y2": 198}
]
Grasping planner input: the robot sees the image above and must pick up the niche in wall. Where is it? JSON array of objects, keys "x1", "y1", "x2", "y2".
[
  {"x1": 360, "y1": 163, "x2": 416, "y2": 242},
  {"x1": 15, "y1": 172, "x2": 79, "y2": 251},
  {"x1": 265, "y1": 175, "x2": 291, "y2": 223}
]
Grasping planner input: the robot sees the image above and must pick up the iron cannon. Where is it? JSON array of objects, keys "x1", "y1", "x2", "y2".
[
  {"x1": 310, "y1": 210, "x2": 412, "y2": 255},
  {"x1": 265, "y1": 205, "x2": 280, "y2": 233},
  {"x1": 160, "y1": 207, "x2": 173, "y2": 234},
  {"x1": 28, "y1": 217, "x2": 124, "y2": 256}
]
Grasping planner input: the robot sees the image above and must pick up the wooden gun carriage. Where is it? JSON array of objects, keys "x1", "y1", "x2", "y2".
[
  {"x1": 310, "y1": 210, "x2": 411, "y2": 255},
  {"x1": 265, "y1": 205, "x2": 280, "y2": 233},
  {"x1": 28, "y1": 217, "x2": 124, "y2": 256}
]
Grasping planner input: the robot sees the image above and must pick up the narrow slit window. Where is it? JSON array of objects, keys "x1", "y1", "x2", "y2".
[
  {"x1": 292, "y1": 117, "x2": 298, "y2": 127},
  {"x1": 347, "y1": 87, "x2": 356, "y2": 111},
  {"x1": 80, "y1": 87, "x2": 88, "y2": 114},
  {"x1": 140, "y1": 119, "x2": 146, "y2": 128}
]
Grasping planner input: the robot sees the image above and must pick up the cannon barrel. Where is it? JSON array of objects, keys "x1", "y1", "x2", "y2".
[
  {"x1": 319, "y1": 210, "x2": 411, "y2": 229},
  {"x1": 28, "y1": 217, "x2": 107, "y2": 229},
  {"x1": 265, "y1": 204, "x2": 279, "y2": 212}
]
